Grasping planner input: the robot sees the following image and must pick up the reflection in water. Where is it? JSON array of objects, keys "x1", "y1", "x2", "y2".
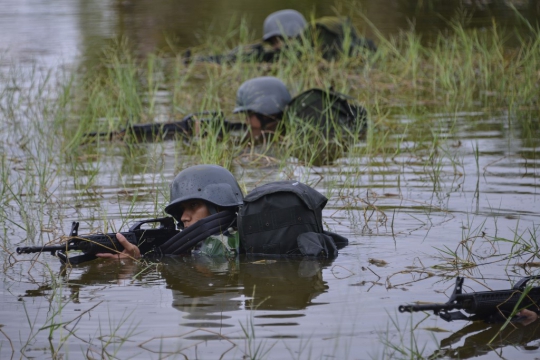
[
  {"x1": 34, "y1": 256, "x2": 333, "y2": 332},
  {"x1": 430, "y1": 319, "x2": 540, "y2": 359},
  {"x1": 21, "y1": 284, "x2": 54, "y2": 299},
  {"x1": 58, "y1": 260, "x2": 142, "y2": 304},
  {"x1": 159, "y1": 256, "x2": 331, "y2": 330}
]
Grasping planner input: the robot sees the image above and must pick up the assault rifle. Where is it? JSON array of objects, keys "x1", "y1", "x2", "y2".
[
  {"x1": 85, "y1": 111, "x2": 223, "y2": 140},
  {"x1": 399, "y1": 276, "x2": 540, "y2": 322},
  {"x1": 16, "y1": 217, "x2": 179, "y2": 265},
  {"x1": 184, "y1": 43, "x2": 279, "y2": 65}
]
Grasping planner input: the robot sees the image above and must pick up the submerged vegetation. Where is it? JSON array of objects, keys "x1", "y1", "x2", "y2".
[{"x1": 1, "y1": 9, "x2": 540, "y2": 359}]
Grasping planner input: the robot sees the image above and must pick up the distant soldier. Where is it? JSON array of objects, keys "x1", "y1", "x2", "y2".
[
  {"x1": 233, "y1": 76, "x2": 368, "y2": 139},
  {"x1": 264, "y1": 10, "x2": 377, "y2": 60},
  {"x1": 186, "y1": 9, "x2": 376, "y2": 64},
  {"x1": 86, "y1": 77, "x2": 368, "y2": 150},
  {"x1": 230, "y1": 76, "x2": 368, "y2": 164},
  {"x1": 233, "y1": 76, "x2": 292, "y2": 138}
]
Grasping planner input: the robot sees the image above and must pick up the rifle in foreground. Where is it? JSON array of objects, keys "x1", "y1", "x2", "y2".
[
  {"x1": 399, "y1": 276, "x2": 540, "y2": 322},
  {"x1": 16, "y1": 217, "x2": 179, "y2": 265}
]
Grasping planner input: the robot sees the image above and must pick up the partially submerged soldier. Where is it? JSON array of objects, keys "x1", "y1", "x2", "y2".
[
  {"x1": 97, "y1": 164, "x2": 347, "y2": 259},
  {"x1": 233, "y1": 76, "x2": 291, "y2": 139},
  {"x1": 96, "y1": 164, "x2": 243, "y2": 259},
  {"x1": 264, "y1": 9, "x2": 377, "y2": 60},
  {"x1": 189, "y1": 9, "x2": 376, "y2": 64},
  {"x1": 232, "y1": 76, "x2": 368, "y2": 140},
  {"x1": 84, "y1": 76, "x2": 366, "y2": 165}
]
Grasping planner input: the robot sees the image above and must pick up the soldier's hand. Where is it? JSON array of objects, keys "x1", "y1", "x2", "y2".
[
  {"x1": 516, "y1": 309, "x2": 539, "y2": 326},
  {"x1": 95, "y1": 233, "x2": 141, "y2": 260}
]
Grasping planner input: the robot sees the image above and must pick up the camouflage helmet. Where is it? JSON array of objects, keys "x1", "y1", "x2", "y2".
[
  {"x1": 233, "y1": 77, "x2": 292, "y2": 116},
  {"x1": 165, "y1": 165, "x2": 244, "y2": 219},
  {"x1": 263, "y1": 9, "x2": 307, "y2": 41}
]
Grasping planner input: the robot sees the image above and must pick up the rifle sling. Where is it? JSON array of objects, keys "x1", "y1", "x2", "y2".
[{"x1": 158, "y1": 210, "x2": 236, "y2": 255}]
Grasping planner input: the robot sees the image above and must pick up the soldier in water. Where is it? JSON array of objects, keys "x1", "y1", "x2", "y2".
[{"x1": 187, "y1": 9, "x2": 376, "y2": 64}]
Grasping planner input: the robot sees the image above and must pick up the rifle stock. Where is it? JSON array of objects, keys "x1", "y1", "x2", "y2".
[
  {"x1": 16, "y1": 217, "x2": 179, "y2": 265},
  {"x1": 399, "y1": 276, "x2": 540, "y2": 322}
]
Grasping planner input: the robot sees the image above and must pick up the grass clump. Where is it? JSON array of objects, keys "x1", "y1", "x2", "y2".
[{"x1": 54, "y1": 17, "x2": 540, "y2": 176}]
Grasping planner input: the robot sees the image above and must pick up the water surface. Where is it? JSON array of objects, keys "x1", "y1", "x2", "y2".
[{"x1": 1, "y1": 1, "x2": 540, "y2": 359}]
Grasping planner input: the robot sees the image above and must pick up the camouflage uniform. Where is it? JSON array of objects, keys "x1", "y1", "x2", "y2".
[{"x1": 196, "y1": 231, "x2": 240, "y2": 258}]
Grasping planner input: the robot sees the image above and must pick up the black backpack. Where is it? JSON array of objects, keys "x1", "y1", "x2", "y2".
[
  {"x1": 309, "y1": 16, "x2": 377, "y2": 60},
  {"x1": 237, "y1": 180, "x2": 348, "y2": 257},
  {"x1": 286, "y1": 88, "x2": 367, "y2": 137}
]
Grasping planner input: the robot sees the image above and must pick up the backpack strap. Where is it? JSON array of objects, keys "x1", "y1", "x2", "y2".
[{"x1": 157, "y1": 210, "x2": 236, "y2": 255}]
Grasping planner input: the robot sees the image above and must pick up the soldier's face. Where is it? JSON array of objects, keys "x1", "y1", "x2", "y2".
[
  {"x1": 268, "y1": 36, "x2": 284, "y2": 50},
  {"x1": 179, "y1": 200, "x2": 210, "y2": 228},
  {"x1": 246, "y1": 112, "x2": 262, "y2": 137}
]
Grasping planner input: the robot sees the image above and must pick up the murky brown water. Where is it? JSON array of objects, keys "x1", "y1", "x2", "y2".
[
  {"x1": 1, "y1": 1, "x2": 540, "y2": 359},
  {"x1": 1, "y1": 0, "x2": 538, "y2": 67}
]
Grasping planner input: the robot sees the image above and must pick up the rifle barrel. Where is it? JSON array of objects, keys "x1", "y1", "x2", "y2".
[
  {"x1": 399, "y1": 303, "x2": 460, "y2": 313},
  {"x1": 16, "y1": 244, "x2": 77, "y2": 254}
]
